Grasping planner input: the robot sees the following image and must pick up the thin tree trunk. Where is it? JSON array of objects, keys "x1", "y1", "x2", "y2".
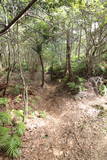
[
  {"x1": 50, "y1": 62, "x2": 53, "y2": 81},
  {"x1": 78, "y1": 28, "x2": 82, "y2": 59},
  {"x1": 17, "y1": 23, "x2": 28, "y2": 120},
  {"x1": 3, "y1": 38, "x2": 11, "y2": 96},
  {"x1": 0, "y1": 53, "x2": 2, "y2": 71},
  {"x1": 39, "y1": 53, "x2": 45, "y2": 87},
  {"x1": 65, "y1": 30, "x2": 72, "y2": 80},
  {"x1": 32, "y1": 46, "x2": 45, "y2": 87}
]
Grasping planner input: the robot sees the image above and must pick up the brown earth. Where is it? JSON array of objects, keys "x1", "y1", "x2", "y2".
[{"x1": 0, "y1": 74, "x2": 107, "y2": 160}]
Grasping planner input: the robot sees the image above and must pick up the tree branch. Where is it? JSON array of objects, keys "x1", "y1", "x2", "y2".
[{"x1": 0, "y1": 0, "x2": 38, "y2": 36}]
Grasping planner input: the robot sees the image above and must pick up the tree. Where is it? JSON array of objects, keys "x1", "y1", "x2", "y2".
[{"x1": 0, "y1": 0, "x2": 38, "y2": 35}]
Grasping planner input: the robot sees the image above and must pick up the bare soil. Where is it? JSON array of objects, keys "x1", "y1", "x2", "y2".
[{"x1": 0, "y1": 74, "x2": 107, "y2": 160}]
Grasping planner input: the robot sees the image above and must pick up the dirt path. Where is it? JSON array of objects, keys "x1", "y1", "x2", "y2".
[
  {"x1": 21, "y1": 84, "x2": 107, "y2": 160},
  {"x1": 0, "y1": 83, "x2": 107, "y2": 160}
]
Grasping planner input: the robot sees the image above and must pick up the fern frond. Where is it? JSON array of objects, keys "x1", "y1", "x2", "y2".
[
  {"x1": 6, "y1": 135, "x2": 21, "y2": 157},
  {"x1": 0, "y1": 126, "x2": 10, "y2": 136},
  {"x1": 16, "y1": 122, "x2": 26, "y2": 136},
  {"x1": 7, "y1": 146, "x2": 21, "y2": 158},
  {"x1": 0, "y1": 112, "x2": 12, "y2": 125}
]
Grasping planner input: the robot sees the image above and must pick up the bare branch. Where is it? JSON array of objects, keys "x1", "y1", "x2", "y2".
[{"x1": 0, "y1": 0, "x2": 38, "y2": 36}]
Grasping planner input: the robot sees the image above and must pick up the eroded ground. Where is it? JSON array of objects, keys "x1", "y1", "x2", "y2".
[
  {"x1": 0, "y1": 75, "x2": 107, "y2": 160},
  {"x1": 22, "y1": 84, "x2": 107, "y2": 160}
]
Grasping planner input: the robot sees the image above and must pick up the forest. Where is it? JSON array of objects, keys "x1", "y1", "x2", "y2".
[{"x1": 0, "y1": 0, "x2": 107, "y2": 159}]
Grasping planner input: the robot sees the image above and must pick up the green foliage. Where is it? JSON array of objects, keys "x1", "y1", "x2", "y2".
[
  {"x1": 15, "y1": 122, "x2": 26, "y2": 136},
  {"x1": 0, "y1": 112, "x2": 11, "y2": 125},
  {"x1": 39, "y1": 111, "x2": 47, "y2": 118},
  {"x1": 67, "y1": 82, "x2": 79, "y2": 94},
  {"x1": 14, "y1": 110, "x2": 24, "y2": 119},
  {"x1": 0, "y1": 110, "x2": 25, "y2": 158},
  {"x1": 0, "y1": 127, "x2": 10, "y2": 149},
  {"x1": 72, "y1": 58, "x2": 87, "y2": 76},
  {"x1": 98, "y1": 84, "x2": 107, "y2": 96},
  {"x1": 14, "y1": 95, "x2": 22, "y2": 103},
  {"x1": 0, "y1": 98, "x2": 8, "y2": 106},
  {"x1": 22, "y1": 62, "x2": 29, "y2": 71},
  {"x1": 48, "y1": 64, "x2": 65, "y2": 79},
  {"x1": 10, "y1": 85, "x2": 22, "y2": 96},
  {"x1": 95, "y1": 62, "x2": 107, "y2": 76},
  {"x1": 6, "y1": 135, "x2": 21, "y2": 158},
  {"x1": 0, "y1": 126, "x2": 10, "y2": 137},
  {"x1": 67, "y1": 82, "x2": 79, "y2": 89},
  {"x1": 10, "y1": 109, "x2": 24, "y2": 123},
  {"x1": 77, "y1": 77, "x2": 87, "y2": 91},
  {"x1": 67, "y1": 76, "x2": 86, "y2": 94}
]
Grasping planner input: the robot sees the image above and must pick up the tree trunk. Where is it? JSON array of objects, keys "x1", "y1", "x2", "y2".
[
  {"x1": 50, "y1": 62, "x2": 53, "y2": 81},
  {"x1": 0, "y1": 53, "x2": 3, "y2": 71},
  {"x1": 65, "y1": 30, "x2": 72, "y2": 80},
  {"x1": 38, "y1": 53, "x2": 45, "y2": 87}
]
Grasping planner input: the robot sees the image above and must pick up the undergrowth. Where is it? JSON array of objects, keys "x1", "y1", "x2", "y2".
[
  {"x1": 0, "y1": 110, "x2": 25, "y2": 158},
  {"x1": 67, "y1": 77, "x2": 87, "y2": 94}
]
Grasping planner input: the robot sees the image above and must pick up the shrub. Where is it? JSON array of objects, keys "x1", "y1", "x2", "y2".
[
  {"x1": 22, "y1": 62, "x2": 29, "y2": 71},
  {"x1": 77, "y1": 77, "x2": 87, "y2": 91},
  {"x1": 0, "y1": 98, "x2": 8, "y2": 106},
  {"x1": 0, "y1": 112, "x2": 11, "y2": 126},
  {"x1": 0, "y1": 110, "x2": 25, "y2": 158},
  {"x1": 10, "y1": 85, "x2": 22, "y2": 96},
  {"x1": 72, "y1": 58, "x2": 87, "y2": 77},
  {"x1": 39, "y1": 111, "x2": 47, "y2": 118},
  {"x1": 67, "y1": 82, "x2": 79, "y2": 94},
  {"x1": 67, "y1": 77, "x2": 87, "y2": 94}
]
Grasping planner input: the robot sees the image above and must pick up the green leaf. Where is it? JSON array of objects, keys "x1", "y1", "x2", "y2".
[
  {"x1": 0, "y1": 98, "x2": 8, "y2": 105},
  {"x1": 39, "y1": 111, "x2": 47, "y2": 118},
  {"x1": 6, "y1": 135, "x2": 21, "y2": 158},
  {"x1": 0, "y1": 126, "x2": 10, "y2": 136},
  {"x1": 0, "y1": 112, "x2": 12, "y2": 125},
  {"x1": 15, "y1": 122, "x2": 26, "y2": 136}
]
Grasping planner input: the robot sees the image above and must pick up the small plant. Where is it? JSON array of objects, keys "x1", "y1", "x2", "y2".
[
  {"x1": 0, "y1": 98, "x2": 8, "y2": 106},
  {"x1": 39, "y1": 111, "x2": 47, "y2": 118},
  {"x1": 22, "y1": 62, "x2": 29, "y2": 71},
  {"x1": 0, "y1": 112, "x2": 11, "y2": 126},
  {"x1": 67, "y1": 82, "x2": 79, "y2": 89},
  {"x1": 67, "y1": 82, "x2": 79, "y2": 94},
  {"x1": 67, "y1": 77, "x2": 86, "y2": 94},
  {"x1": 0, "y1": 110, "x2": 26, "y2": 158},
  {"x1": 5, "y1": 135, "x2": 22, "y2": 158},
  {"x1": 14, "y1": 95, "x2": 22, "y2": 103},
  {"x1": 15, "y1": 122, "x2": 26, "y2": 136},
  {"x1": 63, "y1": 76, "x2": 68, "y2": 82},
  {"x1": 10, "y1": 85, "x2": 22, "y2": 96},
  {"x1": 72, "y1": 58, "x2": 87, "y2": 76},
  {"x1": 10, "y1": 109, "x2": 24, "y2": 123},
  {"x1": 78, "y1": 77, "x2": 87, "y2": 92},
  {"x1": 98, "y1": 84, "x2": 107, "y2": 96},
  {"x1": 78, "y1": 77, "x2": 86, "y2": 83}
]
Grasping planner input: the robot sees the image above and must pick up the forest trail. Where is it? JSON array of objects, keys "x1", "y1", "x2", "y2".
[
  {"x1": 0, "y1": 0, "x2": 106, "y2": 159},
  {"x1": 20, "y1": 83, "x2": 107, "y2": 160}
]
